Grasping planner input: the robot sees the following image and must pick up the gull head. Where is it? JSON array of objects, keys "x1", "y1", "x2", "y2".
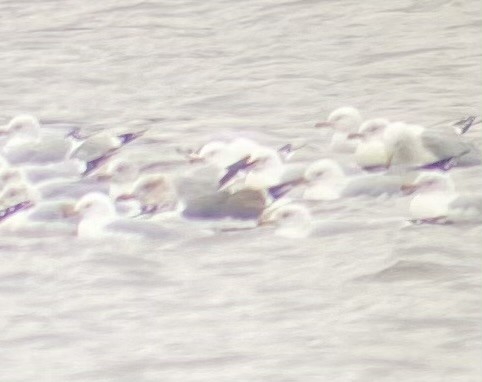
[
  {"x1": 121, "y1": 174, "x2": 177, "y2": 213},
  {"x1": 106, "y1": 159, "x2": 140, "y2": 184},
  {"x1": 74, "y1": 192, "x2": 117, "y2": 220},
  {"x1": 243, "y1": 147, "x2": 284, "y2": 189},
  {"x1": 352, "y1": 118, "x2": 390, "y2": 141},
  {"x1": 304, "y1": 159, "x2": 345, "y2": 184},
  {"x1": 317, "y1": 106, "x2": 363, "y2": 133},
  {"x1": 3, "y1": 114, "x2": 41, "y2": 144},
  {"x1": 189, "y1": 141, "x2": 227, "y2": 164},
  {"x1": 73, "y1": 193, "x2": 117, "y2": 238},
  {"x1": 259, "y1": 204, "x2": 312, "y2": 238},
  {"x1": 247, "y1": 147, "x2": 283, "y2": 173},
  {"x1": 383, "y1": 122, "x2": 415, "y2": 150},
  {"x1": 402, "y1": 172, "x2": 455, "y2": 195}
]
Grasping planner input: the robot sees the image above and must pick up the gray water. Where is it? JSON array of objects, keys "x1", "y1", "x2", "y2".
[{"x1": 0, "y1": 0, "x2": 481, "y2": 381}]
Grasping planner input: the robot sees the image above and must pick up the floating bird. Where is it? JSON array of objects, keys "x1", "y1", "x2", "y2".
[
  {"x1": 68, "y1": 129, "x2": 146, "y2": 176},
  {"x1": 268, "y1": 159, "x2": 406, "y2": 201},
  {"x1": 403, "y1": 172, "x2": 481, "y2": 224},
  {"x1": 315, "y1": 106, "x2": 363, "y2": 152},
  {"x1": 383, "y1": 122, "x2": 475, "y2": 171}
]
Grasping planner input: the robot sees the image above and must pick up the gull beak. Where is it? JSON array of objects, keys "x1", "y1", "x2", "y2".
[
  {"x1": 401, "y1": 183, "x2": 419, "y2": 195},
  {"x1": 116, "y1": 194, "x2": 136, "y2": 202},
  {"x1": 95, "y1": 174, "x2": 112, "y2": 182},
  {"x1": 257, "y1": 216, "x2": 275, "y2": 227},
  {"x1": 61, "y1": 203, "x2": 78, "y2": 218},
  {"x1": 187, "y1": 153, "x2": 204, "y2": 163},
  {"x1": 347, "y1": 132, "x2": 364, "y2": 140},
  {"x1": 314, "y1": 121, "x2": 335, "y2": 128}
]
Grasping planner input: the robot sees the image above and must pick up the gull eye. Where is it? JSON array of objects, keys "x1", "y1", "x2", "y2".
[
  {"x1": 281, "y1": 211, "x2": 292, "y2": 219},
  {"x1": 142, "y1": 182, "x2": 157, "y2": 191}
]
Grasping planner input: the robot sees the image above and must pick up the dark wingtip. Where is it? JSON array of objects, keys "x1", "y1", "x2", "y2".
[
  {"x1": 454, "y1": 116, "x2": 478, "y2": 135},
  {"x1": 414, "y1": 157, "x2": 458, "y2": 172},
  {"x1": 66, "y1": 127, "x2": 83, "y2": 140},
  {"x1": 132, "y1": 206, "x2": 156, "y2": 218},
  {"x1": 408, "y1": 217, "x2": 452, "y2": 225},
  {"x1": 218, "y1": 156, "x2": 251, "y2": 189},
  {"x1": 0, "y1": 200, "x2": 34, "y2": 222},
  {"x1": 268, "y1": 178, "x2": 304, "y2": 200},
  {"x1": 118, "y1": 130, "x2": 147, "y2": 145},
  {"x1": 81, "y1": 151, "x2": 116, "y2": 176},
  {"x1": 362, "y1": 165, "x2": 389, "y2": 173},
  {"x1": 278, "y1": 144, "x2": 292, "y2": 155}
]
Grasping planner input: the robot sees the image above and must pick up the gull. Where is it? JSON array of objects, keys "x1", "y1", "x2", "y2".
[
  {"x1": 99, "y1": 158, "x2": 143, "y2": 216},
  {"x1": 351, "y1": 119, "x2": 480, "y2": 171},
  {"x1": 0, "y1": 181, "x2": 36, "y2": 225},
  {"x1": 258, "y1": 204, "x2": 314, "y2": 238},
  {"x1": 218, "y1": 143, "x2": 290, "y2": 191},
  {"x1": 350, "y1": 118, "x2": 391, "y2": 171},
  {"x1": 0, "y1": 114, "x2": 71, "y2": 164},
  {"x1": 452, "y1": 116, "x2": 480, "y2": 135},
  {"x1": 187, "y1": 136, "x2": 296, "y2": 178},
  {"x1": 68, "y1": 129, "x2": 146, "y2": 176},
  {"x1": 0, "y1": 162, "x2": 104, "y2": 202},
  {"x1": 258, "y1": 203, "x2": 405, "y2": 238},
  {"x1": 315, "y1": 106, "x2": 363, "y2": 153},
  {"x1": 403, "y1": 172, "x2": 481, "y2": 224},
  {"x1": 186, "y1": 137, "x2": 260, "y2": 169},
  {"x1": 383, "y1": 122, "x2": 477, "y2": 171},
  {"x1": 187, "y1": 137, "x2": 305, "y2": 192},
  {"x1": 118, "y1": 174, "x2": 178, "y2": 215},
  {"x1": 0, "y1": 114, "x2": 146, "y2": 176},
  {"x1": 0, "y1": 178, "x2": 79, "y2": 235},
  {"x1": 240, "y1": 146, "x2": 285, "y2": 190},
  {"x1": 96, "y1": 158, "x2": 141, "y2": 198},
  {"x1": 269, "y1": 159, "x2": 405, "y2": 201},
  {"x1": 71, "y1": 192, "x2": 206, "y2": 240},
  {"x1": 119, "y1": 172, "x2": 276, "y2": 222},
  {"x1": 34, "y1": 158, "x2": 141, "y2": 216}
]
